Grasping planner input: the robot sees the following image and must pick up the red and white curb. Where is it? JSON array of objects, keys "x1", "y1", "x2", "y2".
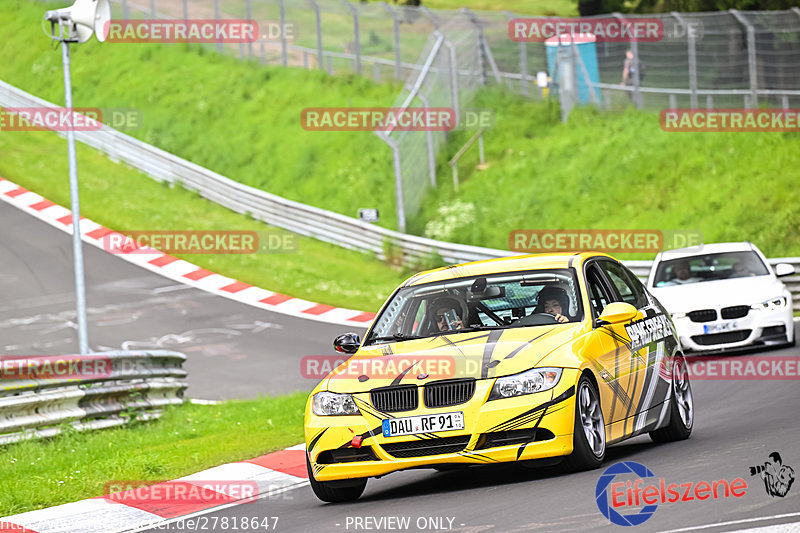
[
  {"x1": 0, "y1": 444, "x2": 308, "y2": 533},
  {"x1": 0, "y1": 176, "x2": 375, "y2": 328}
]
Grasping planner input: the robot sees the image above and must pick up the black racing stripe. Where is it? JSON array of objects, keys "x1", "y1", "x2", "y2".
[
  {"x1": 459, "y1": 450, "x2": 498, "y2": 463},
  {"x1": 438, "y1": 335, "x2": 467, "y2": 356},
  {"x1": 481, "y1": 330, "x2": 505, "y2": 378},
  {"x1": 600, "y1": 327, "x2": 633, "y2": 351},
  {"x1": 503, "y1": 328, "x2": 556, "y2": 360},
  {"x1": 516, "y1": 389, "x2": 554, "y2": 460},
  {"x1": 488, "y1": 385, "x2": 575, "y2": 432},
  {"x1": 307, "y1": 427, "x2": 328, "y2": 452},
  {"x1": 355, "y1": 398, "x2": 395, "y2": 421},
  {"x1": 451, "y1": 333, "x2": 493, "y2": 344},
  {"x1": 499, "y1": 403, "x2": 569, "y2": 432},
  {"x1": 390, "y1": 361, "x2": 420, "y2": 387}
]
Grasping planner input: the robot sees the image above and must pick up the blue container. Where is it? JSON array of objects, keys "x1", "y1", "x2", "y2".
[{"x1": 545, "y1": 33, "x2": 602, "y2": 105}]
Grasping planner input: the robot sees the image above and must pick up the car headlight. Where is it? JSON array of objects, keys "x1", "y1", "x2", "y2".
[
  {"x1": 312, "y1": 392, "x2": 361, "y2": 416},
  {"x1": 670, "y1": 312, "x2": 687, "y2": 319},
  {"x1": 488, "y1": 367, "x2": 562, "y2": 401},
  {"x1": 751, "y1": 297, "x2": 788, "y2": 311}
]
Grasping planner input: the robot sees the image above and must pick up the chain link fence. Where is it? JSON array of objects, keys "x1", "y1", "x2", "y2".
[{"x1": 110, "y1": 1, "x2": 800, "y2": 226}]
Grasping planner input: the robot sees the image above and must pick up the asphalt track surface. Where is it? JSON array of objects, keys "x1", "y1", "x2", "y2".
[
  {"x1": 0, "y1": 201, "x2": 362, "y2": 400},
  {"x1": 4, "y1": 201, "x2": 800, "y2": 532},
  {"x1": 141, "y1": 335, "x2": 800, "y2": 533}
]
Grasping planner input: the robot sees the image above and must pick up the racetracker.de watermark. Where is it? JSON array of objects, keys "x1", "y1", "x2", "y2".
[
  {"x1": 660, "y1": 109, "x2": 800, "y2": 132},
  {"x1": 508, "y1": 229, "x2": 703, "y2": 254},
  {"x1": 104, "y1": 20, "x2": 259, "y2": 43},
  {"x1": 0, "y1": 355, "x2": 112, "y2": 379},
  {"x1": 686, "y1": 356, "x2": 800, "y2": 380},
  {"x1": 509, "y1": 18, "x2": 664, "y2": 42},
  {"x1": 301, "y1": 107, "x2": 456, "y2": 132},
  {"x1": 100, "y1": 230, "x2": 297, "y2": 254},
  {"x1": 0, "y1": 107, "x2": 142, "y2": 132},
  {"x1": 103, "y1": 480, "x2": 259, "y2": 505},
  {"x1": 302, "y1": 355, "x2": 459, "y2": 380}
]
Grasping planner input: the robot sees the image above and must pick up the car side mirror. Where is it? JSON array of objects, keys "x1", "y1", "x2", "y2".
[
  {"x1": 597, "y1": 302, "x2": 639, "y2": 326},
  {"x1": 333, "y1": 332, "x2": 361, "y2": 354},
  {"x1": 775, "y1": 263, "x2": 795, "y2": 278}
]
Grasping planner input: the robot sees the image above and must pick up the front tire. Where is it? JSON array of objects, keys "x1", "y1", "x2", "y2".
[
  {"x1": 562, "y1": 375, "x2": 606, "y2": 471},
  {"x1": 306, "y1": 453, "x2": 367, "y2": 503},
  {"x1": 650, "y1": 355, "x2": 693, "y2": 443}
]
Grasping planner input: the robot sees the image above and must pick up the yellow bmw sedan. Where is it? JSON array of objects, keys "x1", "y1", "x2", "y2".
[{"x1": 304, "y1": 253, "x2": 694, "y2": 502}]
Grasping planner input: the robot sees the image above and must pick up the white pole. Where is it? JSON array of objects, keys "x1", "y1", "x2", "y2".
[{"x1": 62, "y1": 41, "x2": 89, "y2": 355}]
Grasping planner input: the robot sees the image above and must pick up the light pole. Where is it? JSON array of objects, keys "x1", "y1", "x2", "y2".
[{"x1": 44, "y1": 0, "x2": 110, "y2": 354}]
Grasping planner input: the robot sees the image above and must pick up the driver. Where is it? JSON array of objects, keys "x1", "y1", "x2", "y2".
[
  {"x1": 534, "y1": 286, "x2": 571, "y2": 324},
  {"x1": 430, "y1": 296, "x2": 465, "y2": 332}
]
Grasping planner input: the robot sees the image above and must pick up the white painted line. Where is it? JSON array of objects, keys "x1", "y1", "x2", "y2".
[
  {"x1": 660, "y1": 512, "x2": 800, "y2": 533},
  {"x1": 732, "y1": 523, "x2": 800, "y2": 533},
  {"x1": 5, "y1": 498, "x2": 162, "y2": 533}
]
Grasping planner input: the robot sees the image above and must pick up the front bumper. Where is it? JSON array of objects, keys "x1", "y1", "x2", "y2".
[
  {"x1": 674, "y1": 306, "x2": 794, "y2": 353},
  {"x1": 305, "y1": 370, "x2": 579, "y2": 481}
]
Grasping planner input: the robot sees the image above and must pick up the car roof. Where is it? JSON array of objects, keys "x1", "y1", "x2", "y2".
[
  {"x1": 403, "y1": 252, "x2": 612, "y2": 286},
  {"x1": 656, "y1": 242, "x2": 756, "y2": 262}
]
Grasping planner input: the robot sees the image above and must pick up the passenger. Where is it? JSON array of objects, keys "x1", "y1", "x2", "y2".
[
  {"x1": 534, "y1": 286, "x2": 571, "y2": 324},
  {"x1": 430, "y1": 297, "x2": 465, "y2": 332}
]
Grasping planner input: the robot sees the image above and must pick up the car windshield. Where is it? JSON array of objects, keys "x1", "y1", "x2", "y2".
[
  {"x1": 364, "y1": 269, "x2": 583, "y2": 345},
  {"x1": 653, "y1": 251, "x2": 769, "y2": 287}
]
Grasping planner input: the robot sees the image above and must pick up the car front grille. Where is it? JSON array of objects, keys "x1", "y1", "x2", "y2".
[
  {"x1": 688, "y1": 309, "x2": 717, "y2": 323},
  {"x1": 423, "y1": 379, "x2": 476, "y2": 409},
  {"x1": 721, "y1": 305, "x2": 749, "y2": 319},
  {"x1": 475, "y1": 428, "x2": 556, "y2": 450},
  {"x1": 381, "y1": 435, "x2": 471, "y2": 458},
  {"x1": 370, "y1": 385, "x2": 418, "y2": 413},
  {"x1": 691, "y1": 330, "x2": 751, "y2": 346}
]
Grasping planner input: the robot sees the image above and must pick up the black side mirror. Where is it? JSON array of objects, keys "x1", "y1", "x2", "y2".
[{"x1": 333, "y1": 332, "x2": 361, "y2": 354}]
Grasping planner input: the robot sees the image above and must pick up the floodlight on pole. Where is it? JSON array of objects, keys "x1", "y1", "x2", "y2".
[{"x1": 43, "y1": 0, "x2": 110, "y2": 355}]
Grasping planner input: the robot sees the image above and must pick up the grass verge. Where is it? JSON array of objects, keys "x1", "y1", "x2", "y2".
[{"x1": 0, "y1": 392, "x2": 307, "y2": 516}]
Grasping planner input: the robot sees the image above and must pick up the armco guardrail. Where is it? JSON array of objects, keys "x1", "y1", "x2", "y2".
[
  {"x1": 1, "y1": 82, "x2": 798, "y2": 310},
  {"x1": 0, "y1": 351, "x2": 187, "y2": 445}
]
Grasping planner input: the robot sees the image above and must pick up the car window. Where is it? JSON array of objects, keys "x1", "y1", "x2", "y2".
[
  {"x1": 585, "y1": 265, "x2": 612, "y2": 318},
  {"x1": 364, "y1": 269, "x2": 584, "y2": 345},
  {"x1": 653, "y1": 250, "x2": 769, "y2": 286},
  {"x1": 600, "y1": 260, "x2": 648, "y2": 308}
]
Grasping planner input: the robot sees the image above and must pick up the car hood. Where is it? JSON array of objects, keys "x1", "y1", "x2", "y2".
[
  {"x1": 323, "y1": 324, "x2": 585, "y2": 393},
  {"x1": 650, "y1": 276, "x2": 785, "y2": 314}
]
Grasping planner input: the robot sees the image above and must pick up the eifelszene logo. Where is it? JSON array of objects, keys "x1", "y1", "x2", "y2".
[
  {"x1": 596, "y1": 461, "x2": 748, "y2": 526},
  {"x1": 749, "y1": 452, "x2": 795, "y2": 497}
]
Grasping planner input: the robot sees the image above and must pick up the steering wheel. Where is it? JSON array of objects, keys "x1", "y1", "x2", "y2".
[{"x1": 514, "y1": 312, "x2": 560, "y2": 326}]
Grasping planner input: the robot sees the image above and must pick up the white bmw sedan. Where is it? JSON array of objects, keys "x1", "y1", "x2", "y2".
[{"x1": 647, "y1": 242, "x2": 795, "y2": 353}]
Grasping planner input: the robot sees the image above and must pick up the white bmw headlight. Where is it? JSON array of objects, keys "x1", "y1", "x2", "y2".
[
  {"x1": 312, "y1": 392, "x2": 361, "y2": 416},
  {"x1": 488, "y1": 368, "x2": 562, "y2": 400},
  {"x1": 751, "y1": 297, "x2": 788, "y2": 311}
]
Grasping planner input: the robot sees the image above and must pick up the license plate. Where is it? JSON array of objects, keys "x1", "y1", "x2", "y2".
[
  {"x1": 382, "y1": 412, "x2": 465, "y2": 438},
  {"x1": 704, "y1": 321, "x2": 737, "y2": 334}
]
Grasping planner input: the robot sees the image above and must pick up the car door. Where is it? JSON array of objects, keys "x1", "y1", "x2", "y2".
[
  {"x1": 582, "y1": 261, "x2": 637, "y2": 443},
  {"x1": 597, "y1": 259, "x2": 673, "y2": 439}
]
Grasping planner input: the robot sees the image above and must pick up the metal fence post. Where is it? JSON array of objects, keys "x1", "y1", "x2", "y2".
[
  {"x1": 672, "y1": 12, "x2": 697, "y2": 109},
  {"x1": 182, "y1": 0, "x2": 188, "y2": 20},
  {"x1": 214, "y1": 0, "x2": 223, "y2": 53},
  {"x1": 150, "y1": 0, "x2": 156, "y2": 18},
  {"x1": 706, "y1": 95, "x2": 713, "y2": 109},
  {"x1": 121, "y1": 0, "x2": 129, "y2": 19},
  {"x1": 343, "y1": 1, "x2": 361, "y2": 75},
  {"x1": 279, "y1": 0, "x2": 288, "y2": 67},
  {"x1": 614, "y1": 13, "x2": 642, "y2": 109},
  {"x1": 462, "y1": 8, "x2": 486, "y2": 86},
  {"x1": 308, "y1": 0, "x2": 324, "y2": 70},
  {"x1": 417, "y1": 91, "x2": 437, "y2": 187},
  {"x1": 245, "y1": 0, "x2": 252, "y2": 59},
  {"x1": 504, "y1": 11, "x2": 528, "y2": 97},
  {"x1": 381, "y1": 3, "x2": 403, "y2": 80},
  {"x1": 376, "y1": 134, "x2": 406, "y2": 233},
  {"x1": 441, "y1": 34, "x2": 460, "y2": 121},
  {"x1": 730, "y1": 10, "x2": 758, "y2": 108}
]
